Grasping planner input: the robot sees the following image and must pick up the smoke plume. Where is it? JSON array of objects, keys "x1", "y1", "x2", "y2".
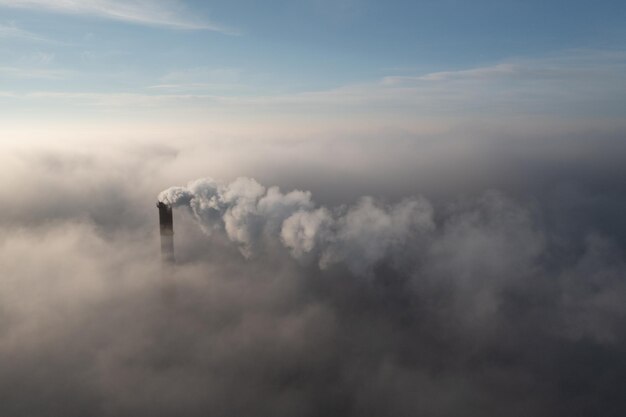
[{"x1": 159, "y1": 177, "x2": 434, "y2": 274}]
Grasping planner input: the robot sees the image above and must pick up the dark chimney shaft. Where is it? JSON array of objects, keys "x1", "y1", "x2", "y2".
[{"x1": 157, "y1": 202, "x2": 175, "y2": 264}]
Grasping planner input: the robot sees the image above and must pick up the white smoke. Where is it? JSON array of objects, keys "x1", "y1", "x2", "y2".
[{"x1": 159, "y1": 177, "x2": 435, "y2": 272}]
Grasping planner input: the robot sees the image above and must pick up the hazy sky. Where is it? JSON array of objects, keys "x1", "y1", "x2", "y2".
[
  {"x1": 1, "y1": 0, "x2": 626, "y2": 136},
  {"x1": 2, "y1": 2, "x2": 626, "y2": 416}
]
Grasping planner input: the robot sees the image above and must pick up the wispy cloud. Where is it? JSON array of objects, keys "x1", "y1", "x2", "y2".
[
  {"x1": 383, "y1": 63, "x2": 557, "y2": 85},
  {"x1": 398, "y1": 63, "x2": 520, "y2": 83},
  {"x1": 383, "y1": 51, "x2": 626, "y2": 85},
  {"x1": 146, "y1": 83, "x2": 247, "y2": 93},
  {"x1": 0, "y1": 22, "x2": 54, "y2": 42},
  {"x1": 0, "y1": 0, "x2": 237, "y2": 33},
  {"x1": 20, "y1": 51, "x2": 55, "y2": 65},
  {"x1": 0, "y1": 91, "x2": 219, "y2": 107},
  {"x1": 149, "y1": 67, "x2": 247, "y2": 93},
  {"x1": 161, "y1": 67, "x2": 243, "y2": 83},
  {"x1": 0, "y1": 66, "x2": 71, "y2": 79},
  {"x1": 2, "y1": 50, "x2": 625, "y2": 121}
]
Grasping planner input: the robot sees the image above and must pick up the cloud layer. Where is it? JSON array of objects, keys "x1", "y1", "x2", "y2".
[{"x1": 1, "y1": 129, "x2": 626, "y2": 416}]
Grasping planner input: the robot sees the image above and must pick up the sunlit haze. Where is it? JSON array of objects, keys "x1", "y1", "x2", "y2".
[{"x1": 2, "y1": 1, "x2": 626, "y2": 416}]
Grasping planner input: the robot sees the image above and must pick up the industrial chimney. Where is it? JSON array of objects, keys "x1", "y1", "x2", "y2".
[{"x1": 157, "y1": 202, "x2": 175, "y2": 264}]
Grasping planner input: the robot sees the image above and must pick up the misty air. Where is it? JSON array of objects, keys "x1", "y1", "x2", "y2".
[{"x1": 1, "y1": 1, "x2": 626, "y2": 416}]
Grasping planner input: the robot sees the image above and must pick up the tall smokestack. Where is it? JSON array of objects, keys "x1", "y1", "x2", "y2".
[{"x1": 157, "y1": 202, "x2": 175, "y2": 264}]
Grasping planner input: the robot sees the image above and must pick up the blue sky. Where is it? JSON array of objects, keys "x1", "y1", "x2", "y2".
[{"x1": 1, "y1": 0, "x2": 625, "y2": 136}]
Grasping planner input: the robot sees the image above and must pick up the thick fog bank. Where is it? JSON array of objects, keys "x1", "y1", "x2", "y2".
[{"x1": 1, "y1": 130, "x2": 626, "y2": 416}]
